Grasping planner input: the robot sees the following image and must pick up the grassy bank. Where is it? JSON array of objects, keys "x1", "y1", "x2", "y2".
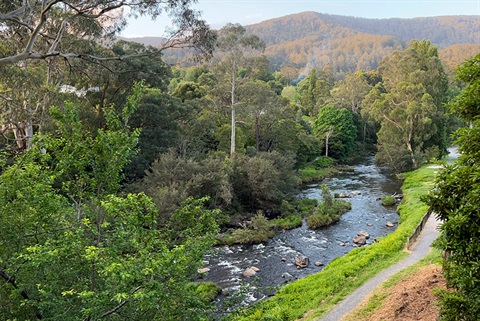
[
  {"x1": 299, "y1": 157, "x2": 338, "y2": 183},
  {"x1": 228, "y1": 164, "x2": 438, "y2": 321},
  {"x1": 342, "y1": 248, "x2": 443, "y2": 321}
]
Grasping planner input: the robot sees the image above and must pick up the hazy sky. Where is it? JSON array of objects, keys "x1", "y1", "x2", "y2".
[{"x1": 121, "y1": 0, "x2": 480, "y2": 37}]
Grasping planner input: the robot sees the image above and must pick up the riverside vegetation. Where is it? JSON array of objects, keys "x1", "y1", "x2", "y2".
[
  {"x1": 227, "y1": 163, "x2": 439, "y2": 320},
  {"x1": 0, "y1": 2, "x2": 478, "y2": 319}
]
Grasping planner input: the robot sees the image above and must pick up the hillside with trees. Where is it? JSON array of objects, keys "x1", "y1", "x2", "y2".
[
  {"x1": 155, "y1": 12, "x2": 479, "y2": 78},
  {"x1": 245, "y1": 12, "x2": 480, "y2": 75}
]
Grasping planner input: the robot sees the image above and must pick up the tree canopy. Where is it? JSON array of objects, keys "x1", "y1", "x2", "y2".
[
  {"x1": 424, "y1": 52, "x2": 480, "y2": 320},
  {"x1": 0, "y1": 0, "x2": 216, "y2": 65}
]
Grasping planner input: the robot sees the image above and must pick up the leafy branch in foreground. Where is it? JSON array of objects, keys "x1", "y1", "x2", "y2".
[{"x1": 0, "y1": 84, "x2": 219, "y2": 320}]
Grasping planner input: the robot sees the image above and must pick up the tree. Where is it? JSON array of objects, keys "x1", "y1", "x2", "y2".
[
  {"x1": 423, "y1": 53, "x2": 480, "y2": 321},
  {"x1": 0, "y1": 1, "x2": 215, "y2": 151},
  {"x1": 331, "y1": 70, "x2": 374, "y2": 147},
  {"x1": 0, "y1": 85, "x2": 219, "y2": 320},
  {"x1": 214, "y1": 23, "x2": 265, "y2": 158},
  {"x1": 0, "y1": 0, "x2": 215, "y2": 66},
  {"x1": 365, "y1": 40, "x2": 449, "y2": 171},
  {"x1": 313, "y1": 105, "x2": 357, "y2": 159},
  {"x1": 238, "y1": 80, "x2": 281, "y2": 153}
]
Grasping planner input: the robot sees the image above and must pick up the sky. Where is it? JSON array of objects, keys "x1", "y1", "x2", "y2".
[{"x1": 120, "y1": 0, "x2": 480, "y2": 38}]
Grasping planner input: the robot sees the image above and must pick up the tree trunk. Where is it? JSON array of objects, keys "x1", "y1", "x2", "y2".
[
  {"x1": 230, "y1": 74, "x2": 236, "y2": 158},
  {"x1": 255, "y1": 114, "x2": 260, "y2": 153},
  {"x1": 407, "y1": 133, "x2": 418, "y2": 169},
  {"x1": 325, "y1": 129, "x2": 333, "y2": 157}
]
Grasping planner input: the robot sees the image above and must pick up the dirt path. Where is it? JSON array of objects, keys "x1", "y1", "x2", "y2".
[{"x1": 318, "y1": 214, "x2": 441, "y2": 321}]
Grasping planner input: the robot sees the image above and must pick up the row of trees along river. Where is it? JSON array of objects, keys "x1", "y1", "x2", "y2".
[{"x1": 0, "y1": 2, "x2": 478, "y2": 320}]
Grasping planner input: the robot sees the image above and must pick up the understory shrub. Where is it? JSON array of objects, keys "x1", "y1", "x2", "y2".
[
  {"x1": 306, "y1": 185, "x2": 351, "y2": 229},
  {"x1": 381, "y1": 195, "x2": 397, "y2": 206}
]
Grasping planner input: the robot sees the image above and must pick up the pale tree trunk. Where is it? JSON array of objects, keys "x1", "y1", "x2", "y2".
[
  {"x1": 255, "y1": 114, "x2": 260, "y2": 153},
  {"x1": 230, "y1": 72, "x2": 236, "y2": 158},
  {"x1": 406, "y1": 131, "x2": 417, "y2": 168},
  {"x1": 325, "y1": 129, "x2": 333, "y2": 157},
  {"x1": 25, "y1": 120, "x2": 34, "y2": 149}
]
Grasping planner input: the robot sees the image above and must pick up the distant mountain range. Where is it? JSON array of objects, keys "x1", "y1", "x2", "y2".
[{"x1": 123, "y1": 12, "x2": 480, "y2": 77}]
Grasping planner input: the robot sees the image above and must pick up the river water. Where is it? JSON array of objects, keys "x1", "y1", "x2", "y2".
[{"x1": 200, "y1": 156, "x2": 402, "y2": 310}]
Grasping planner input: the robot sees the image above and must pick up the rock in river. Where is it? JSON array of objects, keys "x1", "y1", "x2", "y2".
[{"x1": 294, "y1": 255, "x2": 309, "y2": 268}]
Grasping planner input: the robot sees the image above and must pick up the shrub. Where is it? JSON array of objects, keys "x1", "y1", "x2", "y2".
[
  {"x1": 221, "y1": 213, "x2": 275, "y2": 245},
  {"x1": 381, "y1": 195, "x2": 397, "y2": 206},
  {"x1": 306, "y1": 185, "x2": 351, "y2": 229},
  {"x1": 194, "y1": 282, "x2": 222, "y2": 302},
  {"x1": 272, "y1": 214, "x2": 302, "y2": 230}
]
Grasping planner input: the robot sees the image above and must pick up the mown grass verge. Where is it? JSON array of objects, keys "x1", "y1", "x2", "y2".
[{"x1": 227, "y1": 164, "x2": 438, "y2": 321}]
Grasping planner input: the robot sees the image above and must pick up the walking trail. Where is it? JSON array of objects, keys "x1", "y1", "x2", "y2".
[{"x1": 318, "y1": 213, "x2": 441, "y2": 321}]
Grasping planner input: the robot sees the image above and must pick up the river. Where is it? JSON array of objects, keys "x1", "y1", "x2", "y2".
[{"x1": 200, "y1": 156, "x2": 402, "y2": 311}]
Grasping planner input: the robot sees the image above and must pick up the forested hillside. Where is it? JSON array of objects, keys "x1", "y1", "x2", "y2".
[
  {"x1": 245, "y1": 12, "x2": 479, "y2": 75},
  {"x1": 155, "y1": 12, "x2": 479, "y2": 77},
  {"x1": 249, "y1": 12, "x2": 479, "y2": 47}
]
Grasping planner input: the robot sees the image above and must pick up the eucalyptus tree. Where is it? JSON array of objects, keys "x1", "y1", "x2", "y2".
[
  {"x1": 0, "y1": 0, "x2": 215, "y2": 66},
  {"x1": 365, "y1": 40, "x2": 449, "y2": 171},
  {"x1": 238, "y1": 80, "x2": 282, "y2": 153},
  {"x1": 213, "y1": 23, "x2": 265, "y2": 157},
  {"x1": 0, "y1": 0, "x2": 215, "y2": 150},
  {"x1": 331, "y1": 71, "x2": 373, "y2": 146},
  {"x1": 298, "y1": 65, "x2": 334, "y2": 117}
]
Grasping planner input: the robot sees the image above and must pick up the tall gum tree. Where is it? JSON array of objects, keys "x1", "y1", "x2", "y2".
[
  {"x1": 365, "y1": 40, "x2": 449, "y2": 171},
  {"x1": 0, "y1": 0, "x2": 216, "y2": 150},
  {"x1": 214, "y1": 23, "x2": 265, "y2": 158}
]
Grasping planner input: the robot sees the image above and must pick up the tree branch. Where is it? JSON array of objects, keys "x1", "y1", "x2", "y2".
[
  {"x1": 0, "y1": 269, "x2": 44, "y2": 319},
  {"x1": 100, "y1": 286, "x2": 142, "y2": 318},
  {"x1": 382, "y1": 114, "x2": 403, "y2": 129},
  {"x1": 0, "y1": 50, "x2": 156, "y2": 66}
]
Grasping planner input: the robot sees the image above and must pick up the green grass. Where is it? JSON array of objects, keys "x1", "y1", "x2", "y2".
[
  {"x1": 228, "y1": 164, "x2": 438, "y2": 321},
  {"x1": 299, "y1": 166, "x2": 339, "y2": 183},
  {"x1": 343, "y1": 248, "x2": 443, "y2": 321},
  {"x1": 272, "y1": 214, "x2": 303, "y2": 230},
  {"x1": 381, "y1": 195, "x2": 396, "y2": 206}
]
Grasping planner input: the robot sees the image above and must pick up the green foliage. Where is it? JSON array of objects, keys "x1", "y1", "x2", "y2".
[
  {"x1": 125, "y1": 88, "x2": 189, "y2": 180},
  {"x1": 306, "y1": 185, "x2": 351, "y2": 229},
  {"x1": 193, "y1": 282, "x2": 222, "y2": 302},
  {"x1": 232, "y1": 152, "x2": 299, "y2": 212},
  {"x1": 296, "y1": 198, "x2": 319, "y2": 214},
  {"x1": 229, "y1": 164, "x2": 436, "y2": 320},
  {"x1": 381, "y1": 195, "x2": 397, "y2": 206},
  {"x1": 313, "y1": 106, "x2": 357, "y2": 159},
  {"x1": 299, "y1": 166, "x2": 339, "y2": 183},
  {"x1": 366, "y1": 40, "x2": 449, "y2": 171},
  {"x1": 312, "y1": 156, "x2": 335, "y2": 168},
  {"x1": 221, "y1": 213, "x2": 276, "y2": 245},
  {"x1": 423, "y1": 53, "x2": 480, "y2": 320},
  {"x1": 133, "y1": 150, "x2": 233, "y2": 223},
  {"x1": 0, "y1": 88, "x2": 219, "y2": 320},
  {"x1": 272, "y1": 214, "x2": 303, "y2": 230}
]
